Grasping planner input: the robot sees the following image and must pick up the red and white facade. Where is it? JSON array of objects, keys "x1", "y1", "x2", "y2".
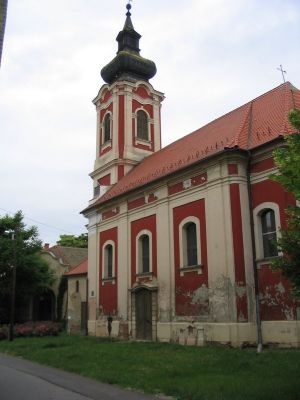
[
  {"x1": 83, "y1": 9, "x2": 300, "y2": 346},
  {"x1": 89, "y1": 80, "x2": 164, "y2": 200}
]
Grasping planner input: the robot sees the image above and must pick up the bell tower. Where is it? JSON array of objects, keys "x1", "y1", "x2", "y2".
[{"x1": 90, "y1": 3, "x2": 164, "y2": 203}]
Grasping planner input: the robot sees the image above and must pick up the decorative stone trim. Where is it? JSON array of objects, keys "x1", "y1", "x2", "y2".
[
  {"x1": 179, "y1": 264, "x2": 203, "y2": 277},
  {"x1": 101, "y1": 277, "x2": 116, "y2": 285}
]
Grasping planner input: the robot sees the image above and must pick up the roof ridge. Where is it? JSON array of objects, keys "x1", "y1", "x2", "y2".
[
  {"x1": 161, "y1": 83, "x2": 297, "y2": 151},
  {"x1": 65, "y1": 258, "x2": 88, "y2": 276},
  {"x1": 227, "y1": 103, "x2": 252, "y2": 148},
  {"x1": 280, "y1": 83, "x2": 292, "y2": 135}
]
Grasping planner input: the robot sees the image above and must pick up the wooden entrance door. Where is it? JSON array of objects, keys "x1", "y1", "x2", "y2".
[{"x1": 135, "y1": 289, "x2": 152, "y2": 340}]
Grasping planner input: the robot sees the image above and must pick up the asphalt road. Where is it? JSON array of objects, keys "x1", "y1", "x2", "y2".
[{"x1": 0, "y1": 354, "x2": 169, "y2": 400}]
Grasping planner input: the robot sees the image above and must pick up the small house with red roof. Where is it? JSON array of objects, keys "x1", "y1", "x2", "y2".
[
  {"x1": 65, "y1": 259, "x2": 88, "y2": 334},
  {"x1": 82, "y1": 4, "x2": 299, "y2": 346},
  {"x1": 36, "y1": 245, "x2": 87, "y2": 322}
]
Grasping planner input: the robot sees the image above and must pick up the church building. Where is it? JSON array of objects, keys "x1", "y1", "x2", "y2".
[{"x1": 82, "y1": 4, "x2": 300, "y2": 346}]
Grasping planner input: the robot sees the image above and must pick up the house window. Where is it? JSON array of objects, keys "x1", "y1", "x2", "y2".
[
  {"x1": 253, "y1": 202, "x2": 280, "y2": 261},
  {"x1": 183, "y1": 222, "x2": 198, "y2": 266},
  {"x1": 103, "y1": 114, "x2": 111, "y2": 143},
  {"x1": 261, "y1": 209, "x2": 278, "y2": 258},
  {"x1": 138, "y1": 234, "x2": 150, "y2": 273},
  {"x1": 136, "y1": 110, "x2": 148, "y2": 141},
  {"x1": 76, "y1": 280, "x2": 79, "y2": 293},
  {"x1": 104, "y1": 244, "x2": 113, "y2": 278},
  {"x1": 136, "y1": 230, "x2": 152, "y2": 275}
]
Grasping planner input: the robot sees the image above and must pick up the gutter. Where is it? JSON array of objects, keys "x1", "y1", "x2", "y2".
[{"x1": 246, "y1": 150, "x2": 263, "y2": 353}]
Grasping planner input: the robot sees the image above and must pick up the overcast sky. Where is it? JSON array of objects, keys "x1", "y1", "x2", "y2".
[{"x1": 1, "y1": 0, "x2": 299, "y2": 246}]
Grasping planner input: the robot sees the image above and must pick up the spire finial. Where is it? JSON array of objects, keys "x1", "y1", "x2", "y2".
[
  {"x1": 126, "y1": 1, "x2": 132, "y2": 17},
  {"x1": 101, "y1": 0, "x2": 157, "y2": 84}
]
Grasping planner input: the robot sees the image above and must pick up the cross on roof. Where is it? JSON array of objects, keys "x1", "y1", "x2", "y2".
[{"x1": 277, "y1": 64, "x2": 287, "y2": 83}]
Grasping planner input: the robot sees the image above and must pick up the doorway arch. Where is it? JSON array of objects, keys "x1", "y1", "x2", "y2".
[
  {"x1": 33, "y1": 289, "x2": 55, "y2": 321},
  {"x1": 131, "y1": 285, "x2": 157, "y2": 341}
]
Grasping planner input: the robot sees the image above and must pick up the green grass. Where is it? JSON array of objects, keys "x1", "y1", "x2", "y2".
[{"x1": 0, "y1": 336, "x2": 300, "y2": 400}]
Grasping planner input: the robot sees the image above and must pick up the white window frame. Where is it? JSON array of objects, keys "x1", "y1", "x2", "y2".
[
  {"x1": 102, "y1": 112, "x2": 112, "y2": 145},
  {"x1": 102, "y1": 240, "x2": 115, "y2": 280},
  {"x1": 179, "y1": 216, "x2": 201, "y2": 271},
  {"x1": 135, "y1": 108, "x2": 150, "y2": 143},
  {"x1": 135, "y1": 229, "x2": 153, "y2": 275},
  {"x1": 253, "y1": 202, "x2": 281, "y2": 261}
]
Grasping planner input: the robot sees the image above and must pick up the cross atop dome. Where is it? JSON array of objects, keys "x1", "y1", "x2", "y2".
[
  {"x1": 123, "y1": 1, "x2": 134, "y2": 31},
  {"x1": 100, "y1": 3, "x2": 157, "y2": 85}
]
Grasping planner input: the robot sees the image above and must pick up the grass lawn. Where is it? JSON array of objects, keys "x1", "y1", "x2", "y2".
[{"x1": 0, "y1": 335, "x2": 299, "y2": 400}]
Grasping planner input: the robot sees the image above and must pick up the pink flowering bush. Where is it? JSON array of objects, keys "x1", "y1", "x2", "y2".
[
  {"x1": 15, "y1": 323, "x2": 33, "y2": 337},
  {"x1": 34, "y1": 322, "x2": 60, "y2": 336},
  {"x1": 0, "y1": 322, "x2": 61, "y2": 340}
]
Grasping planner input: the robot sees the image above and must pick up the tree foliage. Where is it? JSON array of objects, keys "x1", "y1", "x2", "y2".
[
  {"x1": 0, "y1": 211, "x2": 55, "y2": 323},
  {"x1": 272, "y1": 111, "x2": 300, "y2": 199},
  {"x1": 272, "y1": 108, "x2": 300, "y2": 297},
  {"x1": 57, "y1": 233, "x2": 88, "y2": 248}
]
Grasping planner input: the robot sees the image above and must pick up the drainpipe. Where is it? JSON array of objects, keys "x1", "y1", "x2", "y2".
[
  {"x1": 85, "y1": 277, "x2": 89, "y2": 336},
  {"x1": 246, "y1": 151, "x2": 263, "y2": 353}
]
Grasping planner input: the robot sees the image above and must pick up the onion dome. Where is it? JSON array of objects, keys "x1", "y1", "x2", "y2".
[{"x1": 101, "y1": 3, "x2": 157, "y2": 84}]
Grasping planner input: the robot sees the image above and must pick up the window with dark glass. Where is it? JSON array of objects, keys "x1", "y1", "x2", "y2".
[
  {"x1": 261, "y1": 209, "x2": 277, "y2": 258},
  {"x1": 139, "y1": 234, "x2": 150, "y2": 273},
  {"x1": 103, "y1": 114, "x2": 111, "y2": 143},
  {"x1": 104, "y1": 244, "x2": 113, "y2": 278},
  {"x1": 76, "y1": 280, "x2": 79, "y2": 293},
  {"x1": 137, "y1": 110, "x2": 148, "y2": 140},
  {"x1": 185, "y1": 222, "x2": 198, "y2": 266}
]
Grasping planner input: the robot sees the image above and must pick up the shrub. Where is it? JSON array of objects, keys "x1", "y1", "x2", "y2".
[
  {"x1": 15, "y1": 323, "x2": 33, "y2": 337},
  {"x1": 0, "y1": 321, "x2": 61, "y2": 339},
  {"x1": 0, "y1": 326, "x2": 8, "y2": 340},
  {"x1": 34, "y1": 322, "x2": 60, "y2": 337}
]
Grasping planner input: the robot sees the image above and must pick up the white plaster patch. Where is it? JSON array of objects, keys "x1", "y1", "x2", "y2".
[
  {"x1": 275, "y1": 282, "x2": 286, "y2": 294},
  {"x1": 190, "y1": 284, "x2": 209, "y2": 305},
  {"x1": 235, "y1": 285, "x2": 247, "y2": 298},
  {"x1": 183, "y1": 179, "x2": 192, "y2": 189}
]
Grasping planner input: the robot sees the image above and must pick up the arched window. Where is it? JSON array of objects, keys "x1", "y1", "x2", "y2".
[
  {"x1": 103, "y1": 114, "x2": 111, "y2": 143},
  {"x1": 138, "y1": 234, "x2": 150, "y2": 273},
  {"x1": 137, "y1": 110, "x2": 148, "y2": 140},
  {"x1": 183, "y1": 222, "x2": 198, "y2": 266},
  {"x1": 261, "y1": 209, "x2": 277, "y2": 258},
  {"x1": 104, "y1": 244, "x2": 113, "y2": 278}
]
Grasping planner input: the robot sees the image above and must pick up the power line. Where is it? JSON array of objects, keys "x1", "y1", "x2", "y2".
[{"x1": 0, "y1": 207, "x2": 77, "y2": 235}]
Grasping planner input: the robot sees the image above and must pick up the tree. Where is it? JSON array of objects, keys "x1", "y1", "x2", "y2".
[
  {"x1": 57, "y1": 233, "x2": 88, "y2": 248},
  {"x1": 272, "y1": 108, "x2": 300, "y2": 297},
  {"x1": 0, "y1": 211, "x2": 55, "y2": 323}
]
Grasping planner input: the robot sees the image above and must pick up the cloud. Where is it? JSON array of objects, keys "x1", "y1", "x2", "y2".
[{"x1": 1, "y1": 0, "x2": 299, "y2": 244}]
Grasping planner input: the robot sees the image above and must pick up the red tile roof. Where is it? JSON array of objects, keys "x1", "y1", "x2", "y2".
[
  {"x1": 42, "y1": 245, "x2": 88, "y2": 268},
  {"x1": 85, "y1": 82, "x2": 299, "y2": 210},
  {"x1": 65, "y1": 259, "x2": 88, "y2": 276}
]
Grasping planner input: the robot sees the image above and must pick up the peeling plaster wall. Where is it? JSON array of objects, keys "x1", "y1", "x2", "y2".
[
  {"x1": 173, "y1": 198, "x2": 208, "y2": 316},
  {"x1": 85, "y1": 152, "x2": 299, "y2": 346},
  {"x1": 258, "y1": 264, "x2": 297, "y2": 321},
  {"x1": 208, "y1": 276, "x2": 235, "y2": 322}
]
